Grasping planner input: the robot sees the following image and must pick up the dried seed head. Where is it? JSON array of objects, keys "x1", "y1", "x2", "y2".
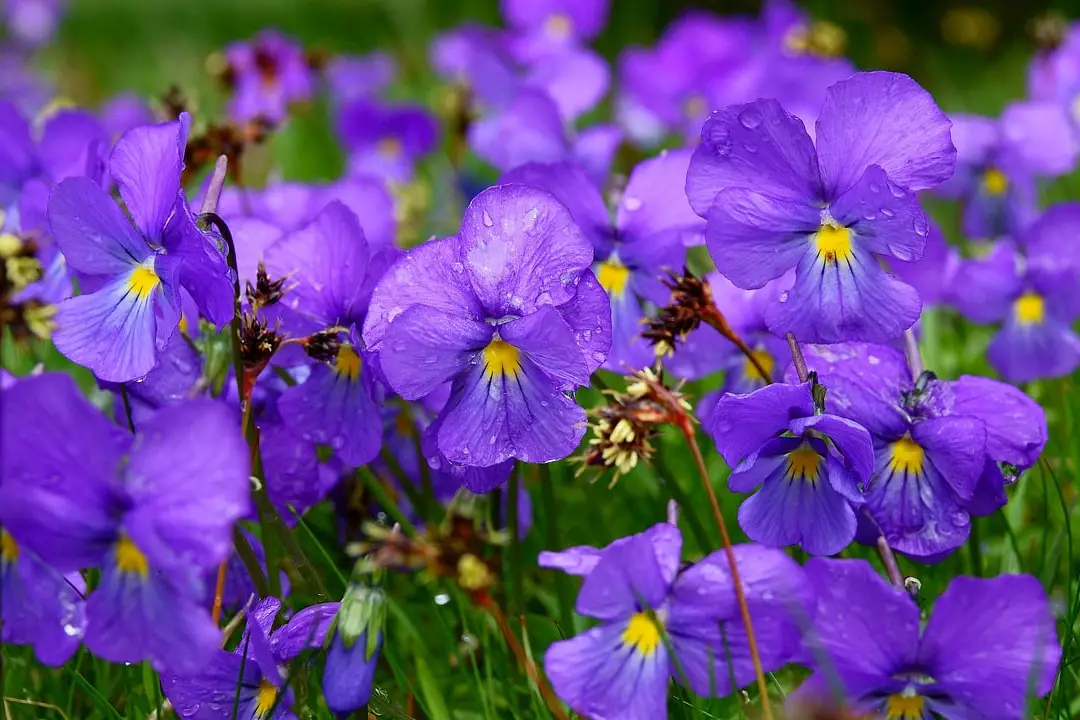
[
  {"x1": 239, "y1": 312, "x2": 283, "y2": 372},
  {"x1": 244, "y1": 261, "x2": 287, "y2": 311},
  {"x1": 642, "y1": 268, "x2": 715, "y2": 358},
  {"x1": 576, "y1": 368, "x2": 693, "y2": 485},
  {"x1": 303, "y1": 328, "x2": 345, "y2": 364}
]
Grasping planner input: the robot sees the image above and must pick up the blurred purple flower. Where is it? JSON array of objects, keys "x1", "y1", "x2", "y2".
[
  {"x1": 469, "y1": 88, "x2": 621, "y2": 185},
  {"x1": 936, "y1": 104, "x2": 1078, "y2": 238},
  {"x1": 500, "y1": 0, "x2": 609, "y2": 53},
  {"x1": 163, "y1": 597, "x2": 339, "y2": 719},
  {"x1": 363, "y1": 184, "x2": 610, "y2": 472},
  {"x1": 336, "y1": 99, "x2": 438, "y2": 183},
  {"x1": 223, "y1": 30, "x2": 314, "y2": 123},
  {"x1": 794, "y1": 558, "x2": 1059, "y2": 718},
  {"x1": 708, "y1": 381, "x2": 874, "y2": 555},
  {"x1": 950, "y1": 205, "x2": 1080, "y2": 382},
  {"x1": 48, "y1": 113, "x2": 234, "y2": 381},
  {"x1": 324, "y1": 52, "x2": 396, "y2": 105},
  {"x1": 794, "y1": 342, "x2": 1047, "y2": 559},
  {"x1": 542, "y1": 523, "x2": 811, "y2": 718},
  {"x1": 502, "y1": 153, "x2": 701, "y2": 371},
  {"x1": 687, "y1": 71, "x2": 956, "y2": 344},
  {"x1": 0, "y1": 373, "x2": 250, "y2": 672},
  {"x1": 3, "y1": 0, "x2": 64, "y2": 46}
]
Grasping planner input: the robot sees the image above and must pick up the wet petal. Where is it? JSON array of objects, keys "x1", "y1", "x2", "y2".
[
  {"x1": 48, "y1": 176, "x2": 148, "y2": 275},
  {"x1": 110, "y1": 113, "x2": 190, "y2": 243}
]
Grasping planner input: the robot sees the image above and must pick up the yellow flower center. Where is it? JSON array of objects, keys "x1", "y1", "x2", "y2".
[
  {"x1": 982, "y1": 167, "x2": 1008, "y2": 196},
  {"x1": 1, "y1": 530, "x2": 18, "y2": 562},
  {"x1": 786, "y1": 442, "x2": 821, "y2": 481},
  {"x1": 596, "y1": 258, "x2": 631, "y2": 298},
  {"x1": 115, "y1": 535, "x2": 149, "y2": 576},
  {"x1": 377, "y1": 136, "x2": 402, "y2": 159},
  {"x1": 335, "y1": 346, "x2": 362, "y2": 381},
  {"x1": 885, "y1": 691, "x2": 925, "y2": 719},
  {"x1": 0, "y1": 232, "x2": 22, "y2": 258},
  {"x1": 6, "y1": 256, "x2": 42, "y2": 290},
  {"x1": 26, "y1": 302, "x2": 57, "y2": 340},
  {"x1": 1014, "y1": 291, "x2": 1045, "y2": 326},
  {"x1": 889, "y1": 434, "x2": 925, "y2": 475},
  {"x1": 483, "y1": 339, "x2": 522, "y2": 378},
  {"x1": 128, "y1": 264, "x2": 160, "y2": 299},
  {"x1": 254, "y1": 678, "x2": 278, "y2": 717},
  {"x1": 543, "y1": 12, "x2": 573, "y2": 39},
  {"x1": 744, "y1": 349, "x2": 774, "y2": 383},
  {"x1": 684, "y1": 94, "x2": 707, "y2": 120},
  {"x1": 457, "y1": 553, "x2": 493, "y2": 591},
  {"x1": 622, "y1": 612, "x2": 662, "y2": 656},
  {"x1": 815, "y1": 223, "x2": 854, "y2": 263}
]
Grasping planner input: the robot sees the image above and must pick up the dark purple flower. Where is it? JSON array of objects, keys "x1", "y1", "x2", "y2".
[
  {"x1": 950, "y1": 205, "x2": 1080, "y2": 382},
  {"x1": 542, "y1": 523, "x2": 811, "y2": 718},
  {"x1": 322, "y1": 570, "x2": 386, "y2": 715},
  {"x1": 364, "y1": 184, "x2": 610, "y2": 471},
  {"x1": 469, "y1": 88, "x2": 621, "y2": 184},
  {"x1": 793, "y1": 342, "x2": 1047, "y2": 559},
  {"x1": 261, "y1": 202, "x2": 387, "y2": 468},
  {"x1": 0, "y1": 523, "x2": 85, "y2": 666},
  {"x1": 708, "y1": 381, "x2": 875, "y2": 555},
  {"x1": 501, "y1": 153, "x2": 701, "y2": 370},
  {"x1": 49, "y1": 113, "x2": 234, "y2": 382},
  {"x1": 163, "y1": 597, "x2": 339, "y2": 719},
  {"x1": 935, "y1": 105, "x2": 1077, "y2": 239},
  {"x1": 0, "y1": 373, "x2": 250, "y2": 672},
  {"x1": 687, "y1": 71, "x2": 956, "y2": 344},
  {"x1": 336, "y1": 100, "x2": 438, "y2": 184},
  {"x1": 794, "y1": 558, "x2": 1060, "y2": 718},
  {"x1": 223, "y1": 30, "x2": 314, "y2": 123}
]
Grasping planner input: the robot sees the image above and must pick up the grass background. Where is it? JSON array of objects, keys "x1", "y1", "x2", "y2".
[{"x1": 3, "y1": 0, "x2": 1080, "y2": 718}]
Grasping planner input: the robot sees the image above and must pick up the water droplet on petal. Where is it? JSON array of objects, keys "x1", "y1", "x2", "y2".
[
  {"x1": 623, "y1": 196, "x2": 642, "y2": 212},
  {"x1": 481, "y1": 211, "x2": 494, "y2": 227},
  {"x1": 739, "y1": 108, "x2": 762, "y2": 129}
]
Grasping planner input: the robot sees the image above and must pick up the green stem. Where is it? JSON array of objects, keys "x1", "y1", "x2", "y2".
[
  {"x1": 507, "y1": 465, "x2": 523, "y2": 621},
  {"x1": 540, "y1": 464, "x2": 574, "y2": 635}
]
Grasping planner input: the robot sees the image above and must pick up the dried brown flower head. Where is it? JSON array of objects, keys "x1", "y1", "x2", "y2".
[
  {"x1": 576, "y1": 367, "x2": 693, "y2": 484},
  {"x1": 642, "y1": 268, "x2": 715, "y2": 359},
  {"x1": 244, "y1": 261, "x2": 287, "y2": 311}
]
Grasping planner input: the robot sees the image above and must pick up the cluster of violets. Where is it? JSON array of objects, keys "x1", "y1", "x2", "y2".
[{"x1": 1, "y1": 0, "x2": 1076, "y2": 718}]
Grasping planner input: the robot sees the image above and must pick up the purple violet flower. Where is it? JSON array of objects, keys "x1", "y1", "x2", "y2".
[
  {"x1": 500, "y1": 0, "x2": 609, "y2": 52},
  {"x1": 501, "y1": 153, "x2": 702, "y2": 370},
  {"x1": 686, "y1": 71, "x2": 957, "y2": 344},
  {"x1": 335, "y1": 99, "x2": 439, "y2": 184},
  {"x1": 324, "y1": 52, "x2": 396, "y2": 105},
  {"x1": 950, "y1": 205, "x2": 1080, "y2": 382},
  {"x1": 541, "y1": 523, "x2": 811, "y2": 718},
  {"x1": 1029, "y1": 24, "x2": 1080, "y2": 135},
  {"x1": 222, "y1": 30, "x2": 314, "y2": 123},
  {"x1": 793, "y1": 342, "x2": 1047, "y2": 559},
  {"x1": 363, "y1": 184, "x2": 611, "y2": 471},
  {"x1": 263, "y1": 202, "x2": 388, "y2": 468},
  {"x1": 48, "y1": 113, "x2": 234, "y2": 382},
  {"x1": 3, "y1": 0, "x2": 64, "y2": 47},
  {"x1": 936, "y1": 104, "x2": 1077, "y2": 239},
  {"x1": 322, "y1": 569, "x2": 386, "y2": 715},
  {"x1": 707, "y1": 380, "x2": 875, "y2": 555},
  {"x1": 0, "y1": 373, "x2": 250, "y2": 672},
  {"x1": 469, "y1": 88, "x2": 621, "y2": 185},
  {"x1": 163, "y1": 597, "x2": 340, "y2": 719},
  {"x1": 795, "y1": 558, "x2": 1060, "y2": 718}
]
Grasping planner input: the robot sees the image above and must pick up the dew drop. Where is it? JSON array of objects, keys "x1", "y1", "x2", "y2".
[
  {"x1": 623, "y1": 196, "x2": 642, "y2": 212},
  {"x1": 434, "y1": 593, "x2": 451, "y2": 606},
  {"x1": 738, "y1": 108, "x2": 762, "y2": 129},
  {"x1": 481, "y1": 211, "x2": 494, "y2": 227}
]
